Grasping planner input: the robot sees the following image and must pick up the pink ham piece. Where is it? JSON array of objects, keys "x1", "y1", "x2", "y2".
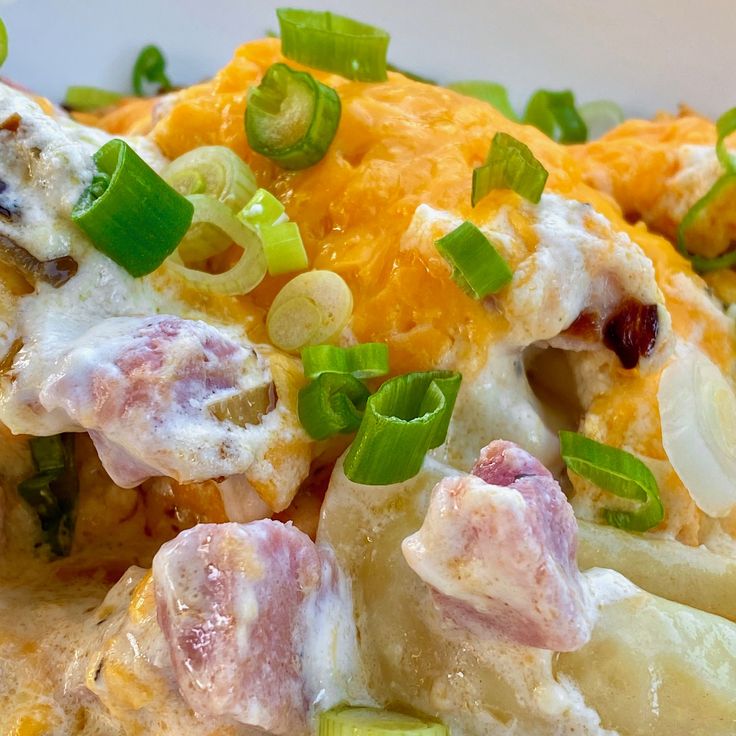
[
  {"x1": 402, "y1": 440, "x2": 592, "y2": 651},
  {"x1": 152, "y1": 520, "x2": 368, "y2": 735},
  {"x1": 38, "y1": 315, "x2": 273, "y2": 487}
]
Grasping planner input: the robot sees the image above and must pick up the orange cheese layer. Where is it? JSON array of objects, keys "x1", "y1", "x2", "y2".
[
  {"x1": 134, "y1": 40, "x2": 722, "y2": 375},
  {"x1": 88, "y1": 40, "x2": 736, "y2": 544}
]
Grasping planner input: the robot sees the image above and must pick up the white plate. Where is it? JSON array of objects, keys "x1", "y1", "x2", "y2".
[{"x1": 1, "y1": 0, "x2": 734, "y2": 118}]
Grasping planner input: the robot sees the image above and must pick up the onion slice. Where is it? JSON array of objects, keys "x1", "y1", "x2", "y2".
[{"x1": 658, "y1": 349, "x2": 736, "y2": 517}]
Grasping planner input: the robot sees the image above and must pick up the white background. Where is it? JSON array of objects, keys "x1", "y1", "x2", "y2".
[{"x1": 1, "y1": 0, "x2": 734, "y2": 118}]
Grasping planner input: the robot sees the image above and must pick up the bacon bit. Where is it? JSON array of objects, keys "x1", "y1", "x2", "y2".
[
  {"x1": 564, "y1": 310, "x2": 601, "y2": 342},
  {"x1": 0, "y1": 113, "x2": 21, "y2": 132},
  {"x1": 603, "y1": 300, "x2": 659, "y2": 369}
]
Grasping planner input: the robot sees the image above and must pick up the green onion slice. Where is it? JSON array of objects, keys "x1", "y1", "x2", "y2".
[
  {"x1": 18, "y1": 435, "x2": 79, "y2": 557},
  {"x1": 676, "y1": 107, "x2": 736, "y2": 273},
  {"x1": 0, "y1": 17, "x2": 7, "y2": 68},
  {"x1": 523, "y1": 89, "x2": 588, "y2": 144},
  {"x1": 64, "y1": 86, "x2": 124, "y2": 112},
  {"x1": 163, "y1": 146, "x2": 258, "y2": 263},
  {"x1": 168, "y1": 194, "x2": 267, "y2": 294},
  {"x1": 436, "y1": 220, "x2": 513, "y2": 298},
  {"x1": 473, "y1": 132, "x2": 549, "y2": 206},
  {"x1": 277, "y1": 8, "x2": 390, "y2": 82},
  {"x1": 259, "y1": 221, "x2": 308, "y2": 276},
  {"x1": 163, "y1": 146, "x2": 257, "y2": 210},
  {"x1": 238, "y1": 188, "x2": 287, "y2": 231},
  {"x1": 301, "y1": 342, "x2": 389, "y2": 379},
  {"x1": 319, "y1": 707, "x2": 448, "y2": 736},
  {"x1": 559, "y1": 430, "x2": 664, "y2": 532},
  {"x1": 676, "y1": 173, "x2": 736, "y2": 272},
  {"x1": 298, "y1": 372, "x2": 370, "y2": 440},
  {"x1": 72, "y1": 139, "x2": 193, "y2": 278},
  {"x1": 246, "y1": 62, "x2": 341, "y2": 170},
  {"x1": 447, "y1": 81, "x2": 518, "y2": 121},
  {"x1": 132, "y1": 44, "x2": 173, "y2": 96},
  {"x1": 267, "y1": 270, "x2": 353, "y2": 352},
  {"x1": 715, "y1": 106, "x2": 736, "y2": 173},
  {"x1": 578, "y1": 100, "x2": 624, "y2": 140},
  {"x1": 343, "y1": 370, "x2": 461, "y2": 485}
]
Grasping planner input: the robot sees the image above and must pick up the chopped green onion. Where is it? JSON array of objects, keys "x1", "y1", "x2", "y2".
[
  {"x1": 63, "y1": 86, "x2": 124, "y2": 112},
  {"x1": 246, "y1": 63, "x2": 341, "y2": 170},
  {"x1": 715, "y1": 106, "x2": 736, "y2": 173},
  {"x1": 446, "y1": 81, "x2": 518, "y2": 121},
  {"x1": 238, "y1": 188, "x2": 286, "y2": 231},
  {"x1": 132, "y1": 44, "x2": 172, "y2": 96},
  {"x1": 343, "y1": 371, "x2": 461, "y2": 485},
  {"x1": 277, "y1": 8, "x2": 390, "y2": 82},
  {"x1": 72, "y1": 139, "x2": 193, "y2": 278},
  {"x1": 0, "y1": 17, "x2": 7, "y2": 68},
  {"x1": 28, "y1": 435, "x2": 67, "y2": 476},
  {"x1": 163, "y1": 146, "x2": 258, "y2": 263},
  {"x1": 676, "y1": 173, "x2": 736, "y2": 272},
  {"x1": 386, "y1": 62, "x2": 436, "y2": 85},
  {"x1": 578, "y1": 100, "x2": 624, "y2": 140},
  {"x1": 472, "y1": 132, "x2": 548, "y2": 206},
  {"x1": 559, "y1": 431, "x2": 664, "y2": 532},
  {"x1": 523, "y1": 89, "x2": 588, "y2": 144},
  {"x1": 260, "y1": 221, "x2": 308, "y2": 275},
  {"x1": 267, "y1": 270, "x2": 353, "y2": 352},
  {"x1": 301, "y1": 342, "x2": 389, "y2": 379},
  {"x1": 168, "y1": 194, "x2": 267, "y2": 294},
  {"x1": 435, "y1": 221, "x2": 513, "y2": 298},
  {"x1": 18, "y1": 435, "x2": 78, "y2": 557},
  {"x1": 319, "y1": 707, "x2": 448, "y2": 736},
  {"x1": 676, "y1": 107, "x2": 736, "y2": 272},
  {"x1": 298, "y1": 372, "x2": 370, "y2": 440},
  {"x1": 163, "y1": 146, "x2": 257, "y2": 210}
]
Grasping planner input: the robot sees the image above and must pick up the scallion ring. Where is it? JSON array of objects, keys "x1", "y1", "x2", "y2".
[
  {"x1": 18, "y1": 434, "x2": 78, "y2": 557},
  {"x1": 343, "y1": 370, "x2": 462, "y2": 485},
  {"x1": 163, "y1": 146, "x2": 258, "y2": 262},
  {"x1": 715, "y1": 106, "x2": 736, "y2": 173},
  {"x1": 319, "y1": 707, "x2": 447, "y2": 736},
  {"x1": 578, "y1": 100, "x2": 624, "y2": 140},
  {"x1": 267, "y1": 270, "x2": 353, "y2": 352},
  {"x1": 523, "y1": 89, "x2": 588, "y2": 144},
  {"x1": 167, "y1": 194, "x2": 267, "y2": 294},
  {"x1": 559, "y1": 430, "x2": 664, "y2": 532},
  {"x1": 301, "y1": 342, "x2": 389, "y2": 379},
  {"x1": 472, "y1": 132, "x2": 549, "y2": 206},
  {"x1": 676, "y1": 172, "x2": 736, "y2": 272},
  {"x1": 72, "y1": 139, "x2": 194, "y2": 278},
  {"x1": 238, "y1": 188, "x2": 287, "y2": 231},
  {"x1": 259, "y1": 221, "x2": 308, "y2": 276},
  {"x1": 246, "y1": 62, "x2": 341, "y2": 170},
  {"x1": 64, "y1": 86, "x2": 124, "y2": 112},
  {"x1": 277, "y1": 8, "x2": 390, "y2": 82},
  {"x1": 298, "y1": 372, "x2": 370, "y2": 440},
  {"x1": 446, "y1": 81, "x2": 518, "y2": 121},
  {"x1": 0, "y1": 17, "x2": 7, "y2": 68},
  {"x1": 435, "y1": 221, "x2": 513, "y2": 298},
  {"x1": 132, "y1": 44, "x2": 172, "y2": 96},
  {"x1": 676, "y1": 107, "x2": 736, "y2": 271}
]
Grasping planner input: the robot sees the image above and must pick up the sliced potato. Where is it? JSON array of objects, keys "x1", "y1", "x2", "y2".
[
  {"x1": 578, "y1": 520, "x2": 736, "y2": 621},
  {"x1": 320, "y1": 458, "x2": 736, "y2": 736},
  {"x1": 558, "y1": 577, "x2": 736, "y2": 736}
]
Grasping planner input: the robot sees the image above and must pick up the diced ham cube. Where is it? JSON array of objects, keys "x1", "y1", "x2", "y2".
[
  {"x1": 402, "y1": 440, "x2": 592, "y2": 651},
  {"x1": 152, "y1": 520, "x2": 368, "y2": 735},
  {"x1": 39, "y1": 315, "x2": 273, "y2": 487}
]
